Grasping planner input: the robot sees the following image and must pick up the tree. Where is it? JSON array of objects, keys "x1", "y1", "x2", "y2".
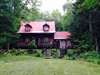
[
  {"x1": 0, "y1": 0, "x2": 21, "y2": 49},
  {"x1": 65, "y1": 0, "x2": 100, "y2": 54},
  {"x1": 39, "y1": 10, "x2": 63, "y2": 31},
  {"x1": 61, "y1": 0, "x2": 74, "y2": 31},
  {"x1": 0, "y1": 0, "x2": 41, "y2": 49},
  {"x1": 20, "y1": 0, "x2": 41, "y2": 21}
]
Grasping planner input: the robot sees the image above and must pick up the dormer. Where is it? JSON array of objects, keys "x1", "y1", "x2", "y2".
[
  {"x1": 24, "y1": 24, "x2": 32, "y2": 32},
  {"x1": 43, "y1": 24, "x2": 50, "y2": 32}
]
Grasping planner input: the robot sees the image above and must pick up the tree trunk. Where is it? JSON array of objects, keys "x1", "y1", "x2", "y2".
[
  {"x1": 89, "y1": 13, "x2": 100, "y2": 54},
  {"x1": 89, "y1": 13, "x2": 99, "y2": 53},
  {"x1": 89, "y1": 13, "x2": 93, "y2": 40},
  {"x1": 94, "y1": 37, "x2": 99, "y2": 54},
  {"x1": 7, "y1": 43, "x2": 10, "y2": 51}
]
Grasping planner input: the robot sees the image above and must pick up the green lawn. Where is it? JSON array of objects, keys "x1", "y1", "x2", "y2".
[{"x1": 0, "y1": 55, "x2": 100, "y2": 75}]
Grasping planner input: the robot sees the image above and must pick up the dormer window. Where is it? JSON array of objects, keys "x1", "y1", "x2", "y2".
[
  {"x1": 43, "y1": 24, "x2": 50, "y2": 32},
  {"x1": 24, "y1": 24, "x2": 32, "y2": 32}
]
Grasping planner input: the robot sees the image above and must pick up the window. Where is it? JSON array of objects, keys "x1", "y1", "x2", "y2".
[{"x1": 24, "y1": 24, "x2": 32, "y2": 32}]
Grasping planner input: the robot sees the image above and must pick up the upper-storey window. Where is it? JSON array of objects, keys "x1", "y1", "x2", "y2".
[
  {"x1": 24, "y1": 24, "x2": 32, "y2": 32},
  {"x1": 43, "y1": 24, "x2": 50, "y2": 32}
]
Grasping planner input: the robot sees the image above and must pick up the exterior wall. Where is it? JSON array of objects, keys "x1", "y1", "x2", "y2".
[
  {"x1": 37, "y1": 37, "x2": 53, "y2": 48},
  {"x1": 54, "y1": 39, "x2": 72, "y2": 49},
  {"x1": 17, "y1": 33, "x2": 54, "y2": 49},
  {"x1": 16, "y1": 33, "x2": 71, "y2": 49}
]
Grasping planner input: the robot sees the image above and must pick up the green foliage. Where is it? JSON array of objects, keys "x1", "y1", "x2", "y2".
[
  {"x1": 27, "y1": 40, "x2": 37, "y2": 49},
  {"x1": 51, "y1": 49, "x2": 59, "y2": 58},
  {"x1": 39, "y1": 10, "x2": 63, "y2": 31},
  {"x1": 0, "y1": 0, "x2": 41, "y2": 49},
  {"x1": 82, "y1": 0, "x2": 99, "y2": 10},
  {"x1": 61, "y1": 12, "x2": 73, "y2": 30},
  {"x1": 66, "y1": 49, "x2": 78, "y2": 60},
  {"x1": 79, "y1": 51, "x2": 100, "y2": 64},
  {"x1": 0, "y1": 0, "x2": 21, "y2": 48},
  {"x1": 5, "y1": 49, "x2": 28, "y2": 56},
  {"x1": 66, "y1": 49, "x2": 100, "y2": 64},
  {"x1": 63, "y1": 0, "x2": 100, "y2": 53},
  {"x1": 34, "y1": 49, "x2": 43, "y2": 57},
  {"x1": 61, "y1": 2, "x2": 74, "y2": 31}
]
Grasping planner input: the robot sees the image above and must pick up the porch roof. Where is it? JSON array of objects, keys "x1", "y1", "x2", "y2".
[{"x1": 54, "y1": 32, "x2": 71, "y2": 39}]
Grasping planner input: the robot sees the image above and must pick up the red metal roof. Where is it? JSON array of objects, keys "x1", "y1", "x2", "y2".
[
  {"x1": 18, "y1": 21, "x2": 56, "y2": 33},
  {"x1": 54, "y1": 32, "x2": 71, "y2": 39}
]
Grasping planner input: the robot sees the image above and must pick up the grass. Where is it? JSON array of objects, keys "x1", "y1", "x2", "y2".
[{"x1": 0, "y1": 55, "x2": 100, "y2": 75}]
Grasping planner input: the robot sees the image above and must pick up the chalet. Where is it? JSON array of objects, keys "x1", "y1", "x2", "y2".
[{"x1": 18, "y1": 21, "x2": 71, "y2": 57}]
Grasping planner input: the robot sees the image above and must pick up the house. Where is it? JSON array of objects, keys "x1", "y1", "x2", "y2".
[{"x1": 18, "y1": 21, "x2": 71, "y2": 57}]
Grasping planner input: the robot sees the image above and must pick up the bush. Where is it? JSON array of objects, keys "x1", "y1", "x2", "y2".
[
  {"x1": 65, "y1": 49, "x2": 100, "y2": 65},
  {"x1": 27, "y1": 49, "x2": 35, "y2": 54},
  {"x1": 79, "y1": 51, "x2": 100, "y2": 64},
  {"x1": 51, "y1": 49, "x2": 59, "y2": 58},
  {"x1": 5, "y1": 49, "x2": 28, "y2": 56},
  {"x1": 34, "y1": 49, "x2": 43, "y2": 57},
  {"x1": 66, "y1": 49, "x2": 78, "y2": 60}
]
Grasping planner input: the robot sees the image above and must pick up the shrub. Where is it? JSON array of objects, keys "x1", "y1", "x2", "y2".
[
  {"x1": 34, "y1": 49, "x2": 43, "y2": 57},
  {"x1": 66, "y1": 49, "x2": 78, "y2": 60},
  {"x1": 65, "y1": 49, "x2": 100, "y2": 65},
  {"x1": 79, "y1": 51, "x2": 100, "y2": 64},
  {"x1": 51, "y1": 49, "x2": 58, "y2": 58},
  {"x1": 5, "y1": 49, "x2": 28, "y2": 56}
]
